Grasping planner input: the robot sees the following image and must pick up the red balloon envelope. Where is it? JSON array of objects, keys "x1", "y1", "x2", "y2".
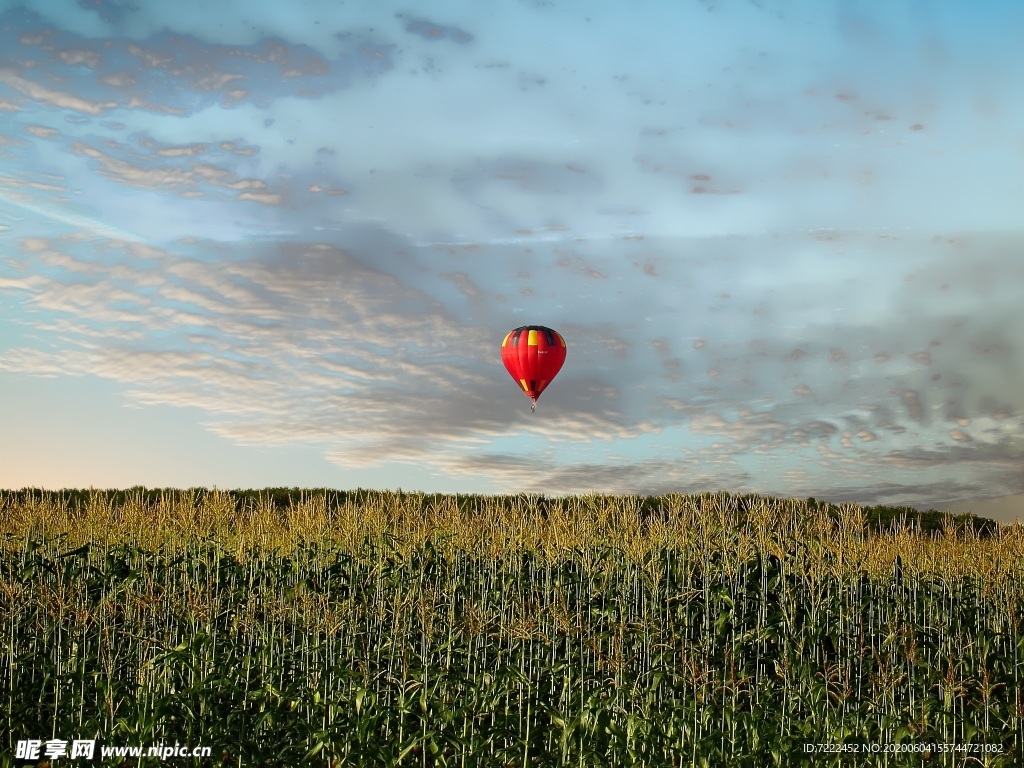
[{"x1": 501, "y1": 325, "x2": 567, "y2": 412}]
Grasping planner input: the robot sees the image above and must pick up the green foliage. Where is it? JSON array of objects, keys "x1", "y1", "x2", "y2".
[
  {"x1": 3, "y1": 488, "x2": 1000, "y2": 537},
  {"x1": 0, "y1": 491, "x2": 1019, "y2": 766},
  {"x1": 856, "y1": 502, "x2": 998, "y2": 537},
  {"x1": 1, "y1": 537, "x2": 1021, "y2": 765}
]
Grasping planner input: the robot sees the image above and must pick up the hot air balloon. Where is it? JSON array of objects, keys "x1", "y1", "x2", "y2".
[{"x1": 501, "y1": 325, "x2": 566, "y2": 412}]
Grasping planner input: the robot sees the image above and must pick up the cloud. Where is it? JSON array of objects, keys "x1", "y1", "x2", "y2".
[
  {"x1": 2, "y1": 234, "x2": 658, "y2": 479},
  {"x1": 67, "y1": 226, "x2": 1009, "y2": 503},
  {"x1": 67, "y1": 139, "x2": 287, "y2": 204},
  {"x1": 0, "y1": 67, "x2": 113, "y2": 114},
  {"x1": 2, "y1": 0, "x2": 1024, "y2": 506},
  {"x1": 437, "y1": 452, "x2": 753, "y2": 497}
]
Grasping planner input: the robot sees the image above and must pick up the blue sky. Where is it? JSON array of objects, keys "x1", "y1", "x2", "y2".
[{"x1": 1, "y1": 0, "x2": 1022, "y2": 520}]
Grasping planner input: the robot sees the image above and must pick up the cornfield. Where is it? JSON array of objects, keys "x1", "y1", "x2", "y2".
[{"x1": 1, "y1": 489, "x2": 1022, "y2": 766}]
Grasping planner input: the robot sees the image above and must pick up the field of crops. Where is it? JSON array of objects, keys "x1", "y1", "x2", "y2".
[{"x1": 1, "y1": 489, "x2": 1022, "y2": 766}]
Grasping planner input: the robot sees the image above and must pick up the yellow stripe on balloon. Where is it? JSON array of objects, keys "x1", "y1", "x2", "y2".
[
  {"x1": 502, "y1": 331, "x2": 513, "y2": 347},
  {"x1": 528, "y1": 329, "x2": 538, "y2": 346},
  {"x1": 520, "y1": 379, "x2": 529, "y2": 391}
]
